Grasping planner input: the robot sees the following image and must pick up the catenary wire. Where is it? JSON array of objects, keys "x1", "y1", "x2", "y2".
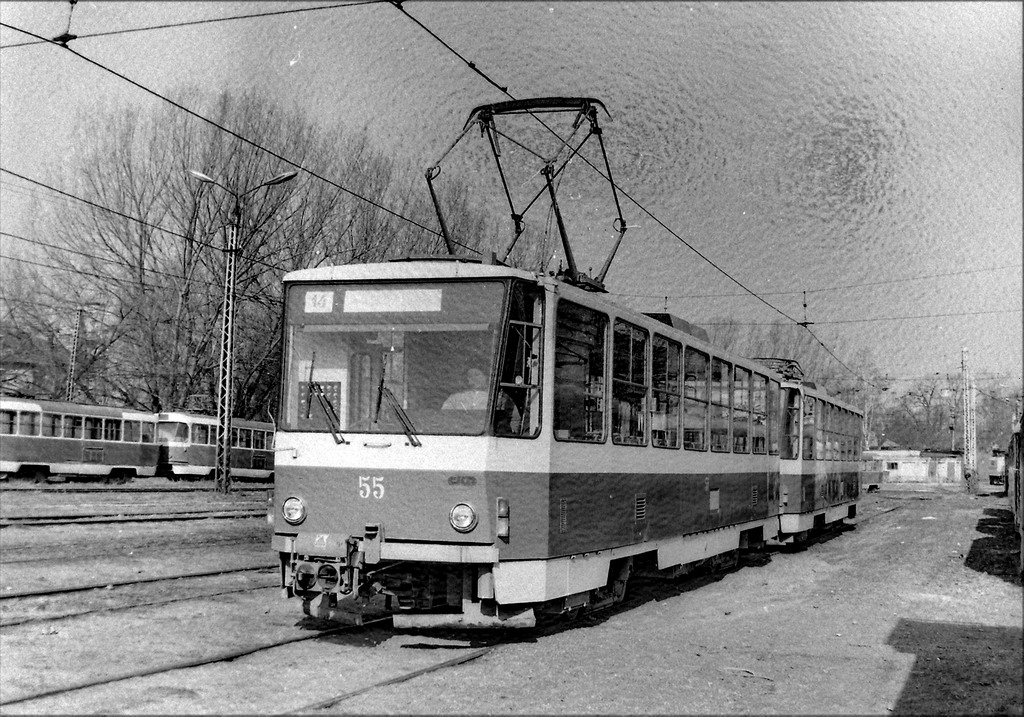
[
  {"x1": 390, "y1": 3, "x2": 894, "y2": 387},
  {"x1": 0, "y1": 1, "x2": 386, "y2": 50}
]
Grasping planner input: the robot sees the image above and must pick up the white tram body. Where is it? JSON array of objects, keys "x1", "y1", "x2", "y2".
[{"x1": 270, "y1": 260, "x2": 862, "y2": 628}]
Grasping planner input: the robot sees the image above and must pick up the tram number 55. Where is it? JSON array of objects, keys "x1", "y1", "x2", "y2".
[{"x1": 358, "y1": 475, "x2": 385, "y2": 499}]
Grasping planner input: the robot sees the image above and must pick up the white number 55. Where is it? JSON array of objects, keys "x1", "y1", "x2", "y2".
[{"x1": 358, "y1": 475, "x2": 384, "y2": 499}]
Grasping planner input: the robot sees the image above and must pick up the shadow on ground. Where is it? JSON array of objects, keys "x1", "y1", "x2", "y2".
[
  {"x1": 888, "y1": 618, "x2": 1023, "y2": 715},
  {"x1": 966, "y1": 507, "x2": 1023, "y2": 586}
]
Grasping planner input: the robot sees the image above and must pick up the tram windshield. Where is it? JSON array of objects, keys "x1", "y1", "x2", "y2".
[{"x1": 280, "y1": 280, "x2": 533, "y2": 437}]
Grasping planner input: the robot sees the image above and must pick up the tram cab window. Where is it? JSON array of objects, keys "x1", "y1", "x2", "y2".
[
  {"x1": 651, "y1": 335, "x2": 681, "y2": 448},
  {"x1": 494, "y1": 281, "x2": 544, "y2": 438},
  {"x1": 710, "y1": 358, "x2": 732, "y2": 452},
  {"x1": 158, "y1": 422, "x2": 189, "y2": 443},
  {"x1": 253, "y1": 430, "x2": 266, "y2": 450},
  {"x1": 683, "y1": 348, "x2": 709, "y2": 450},
  {"x1": 554, "y1": 300, "x2": 607, "y2": 442},
  {"x1": 612, "y1": 320, "x2": 648, "y2": 446},
  {"x1": 733, "y1": 367, "x2": 751, "y2": 453},
  {"x1": 281, "y1": 280, "x2": 505, "y2": 437}
]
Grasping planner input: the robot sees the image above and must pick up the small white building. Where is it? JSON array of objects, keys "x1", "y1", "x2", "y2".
[{"x1": 862, "y1": 449, "x2": 963, "y2": 488}]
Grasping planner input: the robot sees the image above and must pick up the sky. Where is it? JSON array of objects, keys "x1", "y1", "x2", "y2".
[{"x1": 0, "y1": 1, "x2": 1021, "y2": 399}]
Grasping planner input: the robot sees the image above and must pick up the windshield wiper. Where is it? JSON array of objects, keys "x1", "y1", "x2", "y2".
[
  {"x1": 374, "y1": 352, "x2": 422, "y2": 447},
  {"x1": 306, "y1": 352, "x2": 348, "y2": 445}
]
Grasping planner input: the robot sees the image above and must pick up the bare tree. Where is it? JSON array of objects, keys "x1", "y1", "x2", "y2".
[{"x1": 14, "y1": 87, "x2": 485, "y2": 416}]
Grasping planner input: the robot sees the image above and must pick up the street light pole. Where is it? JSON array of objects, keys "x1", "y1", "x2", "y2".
[{"x1": 188, "y1": 169, "x2": 297, "y2": 493}]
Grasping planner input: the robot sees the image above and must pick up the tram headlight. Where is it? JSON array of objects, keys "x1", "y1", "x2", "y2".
[
  {"x1": 282, "y1": 497, "x2": 306, "y2": 525},
  {"x1": 294, "y1": 562, "x2": 317, "y2": 591},
  {"x1": 449, "y1": 503, "x2": 478, "y2": 533}
]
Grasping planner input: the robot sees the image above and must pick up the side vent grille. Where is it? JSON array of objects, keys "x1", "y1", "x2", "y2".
[
  {"x1": 635, "y1": 494, "x2": 647, "y2": 522},
  {"x1": 752, "y1": 486, "x2": 759, "y2": 506},
  {"x1": 559, "y1": 498, "x2": 568, "y2": 533}
]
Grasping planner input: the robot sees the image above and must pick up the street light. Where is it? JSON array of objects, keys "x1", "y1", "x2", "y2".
[{"x1": 188, "y1": 168, "x2": 297, "y2": 493}]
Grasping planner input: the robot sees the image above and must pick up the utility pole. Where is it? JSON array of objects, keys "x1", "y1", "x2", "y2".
[
  {"x1": 961, "y1": 347, "x2": 977, "y2": 492},
  {"x1": 65, "y1": 308, "x2": 83, "y2": 401},
  {"x1": 188, "y1": 169, "x2": 297, "y2": 493}
]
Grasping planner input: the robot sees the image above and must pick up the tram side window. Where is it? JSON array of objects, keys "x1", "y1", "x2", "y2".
[
  {"x1": 851, "y1": 413, "x2": 860, "y2": 458},
  {"x1": 612, "y1": 320, "x2": 648, "y2": 446},
  {"x1": 651, "y1": 335, "x2": 681, "y2": 448},
  {"x1": 0, "y1": 410, "x2": 15, "y2": 434},
  {"x1": 239, "y1": 428, "x2": 252, "y2": 449},
  {"x1": 841, "y1": 410, "x2": 851, "y2": 459},
  {"x1": 141, "y1": 422, "x2": 155, "y2": 444},
  {"x1": 124, "y1": 421, "x2": 140, "y2": 442},
  {"x1": 66, "y1": 416, "x2": 84, "y2": 439},
  {"x1": 710, "y1": 358, "x2": 732, "y2": 452},
  {"x1": 800, "y1": 396, "x2": 815, "y2": 460},
  {"x1": 814, "y1": 399, "x2": 825, "y2": 461},
  {"x1": 733, "y1": 367, "x2": 751, "y2": 453},
  {"x1": 751, "y1": 374, "x2": 768, "y2": 454},
  {"x1": 782, "y1": 389, "x2": 801, "y2": 459},
  {"x1": 17, "y1": 411, "x2": 39, "y2": 436},
  {"x1": 104, "y1": 419, "x2": 122, "y2": 441},
  {"x1": 767, "y1": 379, "x2": 780, "y2": 454},
  {"x1": 42, "y1": 413, "x2": 62, "y2": 437},
  {"x1": 194, "y1": 424, "x2": 210, "y2": 445},
  {"x1": 554, "y1": 300, "x2": 607, "y2": 442},
  {"x1": 683, "y1": 348, "x2": 709, "y2": 450},
  {"x1": 85, "y1": 416, "x2": 103, "y2": 440}
]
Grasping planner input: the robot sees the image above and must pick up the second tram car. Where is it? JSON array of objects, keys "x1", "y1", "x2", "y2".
[
  {"x1": 156, "y1": 411, "x2": 275, "y2": 482},
  {"x1": 0, "y1": 397, "x2": 158, "y2": 482},
  {"x1": 270, "y1": 260, "x2": 863, "y2": 628}
]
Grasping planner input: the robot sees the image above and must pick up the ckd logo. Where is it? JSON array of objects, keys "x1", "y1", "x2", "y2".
[{"x1": 448, "y1": 475, "x2": 477, "y2": 486}]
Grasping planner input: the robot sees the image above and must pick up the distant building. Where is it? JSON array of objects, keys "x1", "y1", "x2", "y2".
[{"x1": 862, "y1": 448, "x2": 963, "y2": 490}]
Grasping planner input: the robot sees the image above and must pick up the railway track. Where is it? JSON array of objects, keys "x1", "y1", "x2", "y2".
[
  {"x1": 0, "y1": 617, "x2": 395, "y2": 710},
  {"x1": 0, "y1": 563, "x2": 276, "y2": 601},
  {"x1": 1, "y1": 579, "x2": 277, "y2": 628},
  {"x1": 0, "y1": 534, "x2": 263, "y2": 566},
  {"x1": 0, "y1": 507, "x2": 266, "y2": 527},
  {"x1": 0, "y1": 483, "x2": 270, "y2": 493}
]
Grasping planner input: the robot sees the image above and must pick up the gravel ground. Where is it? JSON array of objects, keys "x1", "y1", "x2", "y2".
[{"x1": 0, "y1": 484, "x2": 1020, "y2": 715}]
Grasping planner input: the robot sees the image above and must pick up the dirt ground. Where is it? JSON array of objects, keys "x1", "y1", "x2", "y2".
[{"x1": 0, "y1": 483, "x2": 1021, "y2": 715}]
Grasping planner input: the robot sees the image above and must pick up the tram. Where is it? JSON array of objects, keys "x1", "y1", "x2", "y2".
[
  {"x1": 156, "y1": 411, "x2": 275, "y2": 482},
  {"x1": 0, "y1": 396, "x2": 158, "y2": 482},
  {"x1": 269, "y1": 260, "x2": 862, "y2": 628},
  {"x1": 268, "y1": 97, "x2": 862, "y2": 628}
]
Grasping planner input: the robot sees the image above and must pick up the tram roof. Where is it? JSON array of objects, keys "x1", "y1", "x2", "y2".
[{"x1": 282, "y1": 259, "x2": 539, "y2": 285}]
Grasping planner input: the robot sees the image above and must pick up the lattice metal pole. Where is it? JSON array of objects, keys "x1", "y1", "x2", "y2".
[
  {"x1": 65, "y1": 308, "x2": 83, "y2": 401},
  {"x1": 961, "y1": 347, "x2": 977, "y2": 491},
  {"x1": 214, "y1": 206, "x2": 239, "y2": 494}
]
